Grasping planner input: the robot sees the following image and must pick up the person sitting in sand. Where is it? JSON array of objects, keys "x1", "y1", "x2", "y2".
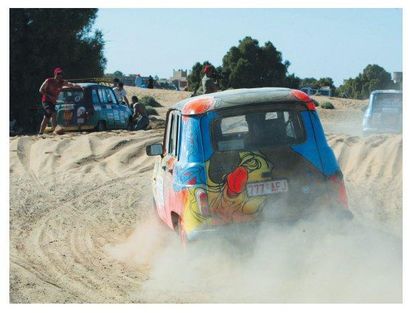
[
  {"x1": 131, "y1": 96, "x2": 149, "y2": 131},
  {"x1": 38, "y1": 67, "x2": 77, "y2": 135}
]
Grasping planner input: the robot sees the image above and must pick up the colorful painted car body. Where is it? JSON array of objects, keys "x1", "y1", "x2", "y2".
[
  {"x1": 363, "y1": 90, "x2": 402, "y2": 135},
  {"x1": 55, "y1": 83, "x2": 133, "y2": 131},
  {"x1": 146, "y1": 88, "x2": 351, "y2": 241}
]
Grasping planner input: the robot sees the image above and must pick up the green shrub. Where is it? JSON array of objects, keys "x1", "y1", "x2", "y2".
[
  {"x1": 312, "y1": 99, "x2": 320, "y2": 107},
  {"x1": 139, "y1": 96, "x2": 162, "y2": 107},
  {"x1": 320, "y1": 101, "x2": 335, "y2": 109},
  {"x1": 145, "y1": 106, "x2": 159, "y2": 116}
]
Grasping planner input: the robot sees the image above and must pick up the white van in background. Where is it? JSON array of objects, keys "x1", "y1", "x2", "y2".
[{"x1": 362, "y1": 90, "x2": 402, "y2": 135}]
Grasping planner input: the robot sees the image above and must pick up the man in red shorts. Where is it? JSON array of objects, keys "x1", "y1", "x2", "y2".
[{"x1": 38, "y1": 67, "x2": 76, "y2": 134}]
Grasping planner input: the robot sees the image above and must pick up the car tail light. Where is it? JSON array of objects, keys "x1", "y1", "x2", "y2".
[
  {"x1": 195, "y1": 188, "x2": 210, "y2": 217},
  {"x1": 328, "y1": 172, "x2": 349, "y2": 208},
  {"x1": 291, "y1": 89, "x2": 316, "y2": 111}
]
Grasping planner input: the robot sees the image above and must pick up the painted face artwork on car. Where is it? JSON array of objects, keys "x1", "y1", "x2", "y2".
[
  {"x1": 177, "y1": 151, "x2": 271, "y2": 234},
  {"x1": 206, "y1": 151, "x2": 269, "y2": 223}
]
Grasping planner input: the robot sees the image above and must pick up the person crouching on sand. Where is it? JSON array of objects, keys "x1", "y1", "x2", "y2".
[
  {"x1": 38, "y1": 67, "x2": 77, "y2": 135},
  {"x1": 131, "y1": 96, "x2": 149, "y2": 130}
]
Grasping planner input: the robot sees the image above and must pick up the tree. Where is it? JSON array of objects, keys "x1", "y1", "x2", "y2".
[
  {"x1": 284, "y1": 73, "x2": 302, "y2": 89},
  {"x1": 221, "y1": 37, "x2": 289, "y2": 89},
  {"x1": 336, "y1": 64, "x2": 394, "y2": 99},
  {"x1": 300, "y1": 77, "x2": 336, "y2": 95},
  {"x1": 113, "y1": 71, "x2": 124, "y2": 78},
  {"x1": 300, "y1": 77, "x2": 320, "y2": 89},
  {"x1": 10, "y1": 9, "x2": 106, "y2": 132}
]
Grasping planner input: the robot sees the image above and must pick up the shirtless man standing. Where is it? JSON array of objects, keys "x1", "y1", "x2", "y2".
[{"x1": 38, "y1": 67, "x2": 76, "y2": 134}]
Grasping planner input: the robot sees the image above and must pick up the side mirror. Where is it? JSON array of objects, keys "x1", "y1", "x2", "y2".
[{"x1": 146, "y1": 143, "x2": 163, "y2": 156}]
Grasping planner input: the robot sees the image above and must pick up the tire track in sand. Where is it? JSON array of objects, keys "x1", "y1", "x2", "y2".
[{"x1": 11, "y1": 131, "x2": 161, "y2": 302}]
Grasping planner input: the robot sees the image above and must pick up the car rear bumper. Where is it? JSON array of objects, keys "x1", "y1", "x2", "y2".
[
  {"x1": 363, "y1": 126, "x2": 402, "y2": 134},
  {"x1": 186, "y1": 221, "x2": 260, "y2": 242},
  {"x1": 186, "y1": 208, "x2": 353, "y2": 242}
]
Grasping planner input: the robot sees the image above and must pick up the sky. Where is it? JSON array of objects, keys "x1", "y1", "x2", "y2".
[{"x1": 94, "y1": 8, "x2": 402, "y2": 87}]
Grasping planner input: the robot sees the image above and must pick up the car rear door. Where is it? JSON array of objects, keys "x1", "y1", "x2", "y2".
[
  {"x1": 206, "y1": 106, "x2": 328, "y2": 222},
  {"x1": 160, "y1": 110, "x2": 181, "y2": 226},
  {"x1": 105, "y1": 87, "x2": 123, "y2": 129},
  {"x1": 57, "y1": 88, "x2": 85, "y2": 128},
  {"x1": 97, "y1": 87, "x2": 115, "y2": 129}
]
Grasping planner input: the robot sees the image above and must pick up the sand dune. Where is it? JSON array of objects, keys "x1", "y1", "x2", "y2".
[
  {"x1": 327, "y1": 133, "x2": 402, "y2": 235},
  {"x1": 9, "y1": 90, "x2": 402, "y2": 303}
]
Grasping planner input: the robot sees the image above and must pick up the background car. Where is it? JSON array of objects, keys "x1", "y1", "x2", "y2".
[
  {"x1": 362, "y1": 90, "x2": 402, "y2": 135},
  {"x1": 146, "y1": 88, "x2": 352, "y2": 242},
  {"x1": 55, "y1": 83, "x2": 133, "y2": 131}
]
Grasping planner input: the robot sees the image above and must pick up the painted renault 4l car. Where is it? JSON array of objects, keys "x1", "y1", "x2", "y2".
[
  {"x1": 363, "y1": 90, "x2": 402, "y2": 135},
  {"x1": 146, "y1": 88, "x2": 352, "y2": 241},
  {"x1": 55, "y1": 83, "x2": 133, "y2": 131}
]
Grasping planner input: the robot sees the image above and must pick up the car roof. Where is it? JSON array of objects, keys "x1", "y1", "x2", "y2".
[
  {"x1": 172, "y1": 87, "x2": 315, "y2": 116},
  {"x1": 63, "y1": 82, "x2": 112, "y2": 89},
  {"x1": 77, "y1": 82, "x2": 109, "y2": 88},
  {"x1": 371, "y1": 89, "x2": 402, "y2": 95}
]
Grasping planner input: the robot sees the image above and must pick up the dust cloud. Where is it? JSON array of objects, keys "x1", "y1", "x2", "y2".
[{"x1": 108, "y1": 209, "x2": 401, "y2": 303}]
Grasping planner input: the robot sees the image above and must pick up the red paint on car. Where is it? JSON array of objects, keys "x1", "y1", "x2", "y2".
[{"x1": 182, "y1": 97, "x2": 214, "y2": 115}]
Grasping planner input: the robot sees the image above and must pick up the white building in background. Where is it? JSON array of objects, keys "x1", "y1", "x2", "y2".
[{"x1": 171, "y1": 69, "x2": 188, "y2": 91}]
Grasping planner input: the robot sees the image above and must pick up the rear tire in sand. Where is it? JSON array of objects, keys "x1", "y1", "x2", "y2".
[
  {"x1": 96, "y1": 121, "x2": 107, "y2": 132},
  {"x1": 177, "y1": 217, "x2": 187, "y2": 245}
]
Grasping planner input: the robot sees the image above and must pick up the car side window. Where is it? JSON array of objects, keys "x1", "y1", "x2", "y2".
[
  {"x1": 91, "y1": 89, "x2": 100, "y2": 104},
  {"x1": 164, "y1": 111, "x2": 182, "y2": 158},
  {"x1": 165, "y1": 112, "x2": 174, "y2": 156},
  {"x1": 174, "y1": 114, "x2": 181, "y2": 159},
  {"x1": 169, "y1": 112, "x2": 181, "y2": 158},
  {"x1": 106, "y1": 88, "x2": 118, "y2": 104},
  {"x1": 101, "y1": 88, "x2": 110, "y2": 104},
  {"x1": 97, "y1": 88, "x2": 106, "y2": 104}
]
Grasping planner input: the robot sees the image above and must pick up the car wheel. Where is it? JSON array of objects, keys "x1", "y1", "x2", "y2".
[
  {"x1": 177, "y1": 217, "x2": 187, "y2": 246},
  {"x1": 127, "y1": 118, "x2": 133, "y2": 131},
  {"x1": 153, "y1": 198, "x2": 162, "y2": 222},
  {"x1": 96, "y1": 120, "x2": 106, "y2": 132}
]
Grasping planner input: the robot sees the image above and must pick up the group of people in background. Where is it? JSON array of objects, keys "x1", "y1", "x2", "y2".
[
  {"x1": 37, "y1": 68, "x2": 150, "y2": 134},
  {"x1": 37, "y1": 65, "x2": 218, "y2": 134},
  {"x1": 134, "y1": 74, "x2": 154, "y2": 89}
]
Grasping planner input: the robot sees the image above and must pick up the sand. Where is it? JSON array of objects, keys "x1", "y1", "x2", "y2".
[{"x1": 9, "y1": 88, "x2": 402, "y2": 303}]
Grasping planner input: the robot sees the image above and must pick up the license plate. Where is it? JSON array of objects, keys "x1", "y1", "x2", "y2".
[
  {"x1": 64, "y1": 111, "x2": 73, "y2": 120},
  {"x1": 246, "y1": 179, "x2": 288, "y2": 197}
]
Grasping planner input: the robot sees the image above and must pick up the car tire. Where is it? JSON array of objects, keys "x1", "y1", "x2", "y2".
[
  {"x1": 177, "y1": 217, "x2": 187, "y2": 246},
  {"x1": 362, "y1": 130, "x2": 371, "y2": 137},
  {"x1": 96, "y1": 120, "x2": 106, "y2": 132},
  {"x1": 127, "y1": 118, "x2": 133, "y2": 131}
]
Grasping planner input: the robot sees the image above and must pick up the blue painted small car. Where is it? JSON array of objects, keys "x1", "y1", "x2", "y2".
[
  {"x1": 363, "y1": 90, "x2": 402, "y2": 135},
  {"x1": 146, "y1": 88, "x2": 352, "y2": 241},
  {"x1": 56, "y1": 83, "x2": 133, "y2": 131}
]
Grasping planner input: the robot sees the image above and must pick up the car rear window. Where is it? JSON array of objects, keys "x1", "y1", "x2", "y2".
[
  {"x1": 373, "y1": 93, "x2": 402, "y2": 110},
  {"x1": 57, "y1": 90, "x2": 84, "y2": 104},
  {"x1": 213, "y1": 109, "x2": 305, "y2": 151}
]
